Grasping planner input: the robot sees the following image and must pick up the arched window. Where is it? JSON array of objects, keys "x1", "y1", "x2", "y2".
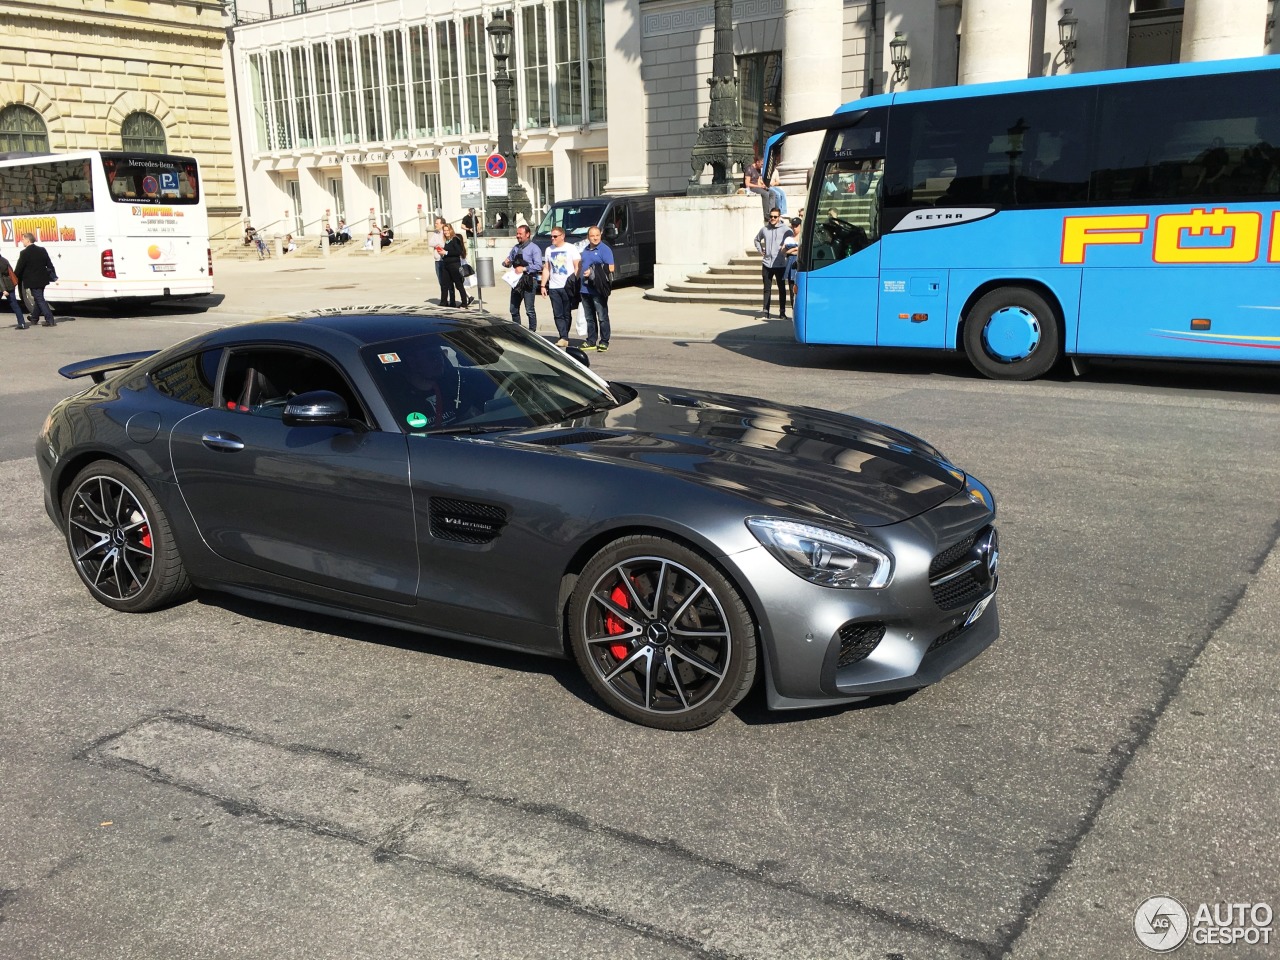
[
  {"x1": 121, "y1": 112, "x2": 167, "y2": 154},
  {"x1": 0, "y1": 104, "x2": 50, "y2": 153}
]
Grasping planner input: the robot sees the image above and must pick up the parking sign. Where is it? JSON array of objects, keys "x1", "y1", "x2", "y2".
[{"x1": 457, "y1": 155, "x2": 479, "y2": 179}]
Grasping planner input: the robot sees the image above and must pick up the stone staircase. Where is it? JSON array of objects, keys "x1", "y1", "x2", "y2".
[
  {"x1": 212, "y1": 235, "x2": 435, "y2": 264},
  {"x1": 644, "y1": 248, "x2": 762, "y2": 306}
]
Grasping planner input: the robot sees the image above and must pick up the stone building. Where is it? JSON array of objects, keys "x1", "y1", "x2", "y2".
[
  {"x1": 0, "y1": 0, "x2": 242, "y2": 238},
  {"x1": 227, "y1": 0, "x2": 1275, "y2": 242}
]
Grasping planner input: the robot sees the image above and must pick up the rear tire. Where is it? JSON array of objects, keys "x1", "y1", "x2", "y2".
[
  {"x1": 568, "y1": 535, "x2": 756, "y2": 730},
  {"x1": 963, "y1": 287, "x2": 1061, "y2": 381},
  {"x1": 62, "y1": 460, "x2": 192, "y2": 612}
]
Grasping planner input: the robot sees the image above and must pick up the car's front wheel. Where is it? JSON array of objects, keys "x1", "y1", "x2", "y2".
[
  {"x1": 62, "y1": 460, "x2": 192, "y2": 612},
  {"x1": 569, "y1": 536, "x2": 757, "y2": 730}
]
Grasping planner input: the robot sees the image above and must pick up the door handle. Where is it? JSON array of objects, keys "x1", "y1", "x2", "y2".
[{"x1": 201, "y1": 432, "x2": 245, "y2": 452}]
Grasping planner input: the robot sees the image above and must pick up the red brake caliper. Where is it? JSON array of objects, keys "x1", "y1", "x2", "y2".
[
  {"x1": 139, "y1": 525, "x2": 152, "y2": 550},
  {"x1": 606, "y1": 583, "x2": 630, "y2": 661}
]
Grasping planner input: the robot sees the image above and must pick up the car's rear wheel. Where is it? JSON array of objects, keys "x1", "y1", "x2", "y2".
[
  {"x1": 569, "y1": 536, "x2": 756, "y2": 730},
  {"x1": 963, "y1": 287, "x2": 1061, "y2": 381},
  {"x1": 62, "y1": 460, "x2": 192, "y2": 612}
]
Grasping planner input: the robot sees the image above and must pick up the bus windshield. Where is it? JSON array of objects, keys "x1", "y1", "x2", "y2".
[{"x1": 101, "y1": 153, "x2": 200, "y2": 204}]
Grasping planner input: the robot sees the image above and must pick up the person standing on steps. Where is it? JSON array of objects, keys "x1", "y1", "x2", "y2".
[{"x1": 753, "y1": 208, "x2": 792, "y2": 322}]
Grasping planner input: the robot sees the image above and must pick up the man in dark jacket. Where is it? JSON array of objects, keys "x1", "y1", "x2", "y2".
[
  {"x1": 577, "y1": 226, "x2": 615, "y2": 351},
  {"x1": 14, "y1": 232, "x2": 57, "y2": 327}
]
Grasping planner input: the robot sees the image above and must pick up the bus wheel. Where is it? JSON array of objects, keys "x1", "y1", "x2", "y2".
[{"x1": 963, "y1": 288, "x2": 1061, "y2": 381}]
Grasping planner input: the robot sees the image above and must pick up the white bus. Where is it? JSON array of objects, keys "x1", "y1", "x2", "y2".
[{"x1": 0, "y1": 150, "x2": 213, "y2": 305}]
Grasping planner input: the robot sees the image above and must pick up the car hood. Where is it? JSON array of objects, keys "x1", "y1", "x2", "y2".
[{"x1": 507, "y1": 386, "x2": 967, "y2": 527}]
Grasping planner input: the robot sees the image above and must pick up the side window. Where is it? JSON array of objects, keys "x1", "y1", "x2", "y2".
[
  {"x1": 610, "y1": 202, "x2": 628, "y2": 237},
  {"x1": 151, "y1": 350, "x2": 220, "y2": 407},
  {"x1": 1093, "y1": 70, "x2": 1280, "y2": 203},
  {"x1": 885, "y1": 88, "x2": 1092, "y2": 209},
  {"x1": 811, "y1": 158, "x2": 884, "y2": 270},
  {"x1": 221, "y1": 348, "x2": 368, "y2": 423}
]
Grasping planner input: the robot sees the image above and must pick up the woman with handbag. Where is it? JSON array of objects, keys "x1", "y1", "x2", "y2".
[{"x1": 437, "y1": 224, "x2": 472, "y2": 308}]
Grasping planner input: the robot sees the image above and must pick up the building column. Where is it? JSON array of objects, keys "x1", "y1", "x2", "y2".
[
  {"x1": 959, "y1": 0, "x2": 1034, "y2": 85},
  {"x1": 298, "y1": 162, "x2": 327, "y2": 235},
  {"x1": 776, "y1": 0, "x2": 843, "y2": 188},
  {"x1": 1180, "y1": 0, "x2": 1269, "y2": 61},
  {"x1": 602, "y1": 0, "x2": 648, "y2": 193},
  {"x1": 388, "y1": 156, "x2": 420, "y2": 236}
]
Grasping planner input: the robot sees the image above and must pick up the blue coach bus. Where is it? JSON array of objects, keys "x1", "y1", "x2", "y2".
[{"x1": 764, "y1": 56, "x2": 1280, "y2": 380}]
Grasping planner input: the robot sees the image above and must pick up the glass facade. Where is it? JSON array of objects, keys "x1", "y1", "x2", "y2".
[{"x1": 245, "y1": 12, "x2": 607, "y2": 153}]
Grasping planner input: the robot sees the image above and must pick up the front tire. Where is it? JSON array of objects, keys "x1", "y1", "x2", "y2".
[
  {"x1": 569, "y1": 536, "x2": 757, "y2": 730},
  {"x1": 963, "y1": 287, "x2": 1061, "y2": 381},
  {"x1": 62, "y1": 460, "x2": 192, "y2": 612}
]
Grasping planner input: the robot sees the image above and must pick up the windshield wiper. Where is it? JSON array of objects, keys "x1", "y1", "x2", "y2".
[
  {"x1": 557, "y1": 398, "x2": 615, "y2": 421},
  {"x1": 421, "y1": 423, "x2": 515, "y2": 436}
]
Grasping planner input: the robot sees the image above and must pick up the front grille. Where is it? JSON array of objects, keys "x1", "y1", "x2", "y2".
[
  {"x1": 928, "y1": 528, "x2": 992, "y2": 611},
  {"x1": 836, "y1": 621, "x2": 886, "y2": 668},
  {"x1": 429, "y1": 497, "x2": 508, "y2": 544}
]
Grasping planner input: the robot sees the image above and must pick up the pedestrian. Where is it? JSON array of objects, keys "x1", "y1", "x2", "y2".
[
  {"x1": 1, "y1": 250, "x2": 27, "y2": 329},
  {"x1": 753, "y1": 207, "x2": 792, "y2": 321},
  {"x1": 502, "y1": 223, "x2": 542, "y2": 331},
  {"x1": 784, "y1": 216, "x2": 802, "y2": 302},
  {"x1": 578, "y1": 225, "x2": 615, "y2": 352},
  {"x1": 283, "y1": 233, "x2": 297, "y2": 254},
  {"x1": 540, "y1": 226, "x2": 581, "y2": 346},
  {"x1": 428, "y1": 216, "x2": 446, "y2": 297},
  {"x1": 335, "y1": 218, "x2": 351, "y2": 245},
  {"x1": 744, "y1": 155, "x2": 787, "y2": 219},
  {"x1": 14, "y1": 231, "x2": 58, "y2": 327},
  {"x1": 437, "y1": 224, "x2": 471, "y2": 307},
  {"x1": 461, "y1": 207, "x2": 480, "y2": 241}
]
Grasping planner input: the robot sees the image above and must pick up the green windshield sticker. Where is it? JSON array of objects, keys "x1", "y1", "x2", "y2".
[{"x1": 406, "y1": 412, "x2": 428, "y2": 429}]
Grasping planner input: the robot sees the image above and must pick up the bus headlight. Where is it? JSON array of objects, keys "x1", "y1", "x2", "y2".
[{"x1": 746, "y1": 517, "x2": 892, "y2": 589}]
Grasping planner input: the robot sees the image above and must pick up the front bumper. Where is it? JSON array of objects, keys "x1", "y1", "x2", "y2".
[{"x1": 722, "y1": 484, "x2": 999, "y2": 710}]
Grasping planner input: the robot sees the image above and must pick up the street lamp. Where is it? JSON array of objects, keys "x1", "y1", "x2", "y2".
[
  {"x1": 486, "y1": 9, "x2": 530, "y2": 231},
  {"x1": 1058, "y1": 8, "x2": 1079, "y2": 66},
  {"x1": 890, "y1": 32, "x2": 910, "y2": 84}
]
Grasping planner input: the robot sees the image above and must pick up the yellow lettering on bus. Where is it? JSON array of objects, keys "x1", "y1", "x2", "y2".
[
  {"x1": 1271, "y1": 212, "x2": 1280, "y2": 263},
  {"x1": 1153, "y1": 207, "x2": 1261, "y2": 264},
  {"x1": 1060, "y1": 214, "x2": 1148, "y2": 264}
]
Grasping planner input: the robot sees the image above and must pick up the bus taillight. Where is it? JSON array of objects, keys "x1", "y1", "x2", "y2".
[
  {"x1": 101, "y1": 249, "x2": 117, "y2": 279},
  {"x1": 207, "y1": 248, "x2": 213, "y2": 276}
]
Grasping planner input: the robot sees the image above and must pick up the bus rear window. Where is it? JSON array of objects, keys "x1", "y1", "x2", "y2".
[{"x1": 102, "y1": 154, "x2": 200, "y2": 204}]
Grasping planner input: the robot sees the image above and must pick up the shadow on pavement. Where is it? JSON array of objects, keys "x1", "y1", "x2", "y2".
[
  {"x1": 716, "y1": 334, "x2": 1280, "y2": 395},
  {"x1": 54, "y1": 294, "x2": 225, "y2": 319}
]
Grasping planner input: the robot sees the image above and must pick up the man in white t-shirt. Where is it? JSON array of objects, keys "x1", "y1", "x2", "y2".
[{"x1": 539, "y1": 227, "x2": 581, "y2": 346}]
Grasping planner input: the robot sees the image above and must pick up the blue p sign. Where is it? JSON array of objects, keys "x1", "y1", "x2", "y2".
[{"x1": 457, "y1": 155, "x2": 479, "y2": 179}]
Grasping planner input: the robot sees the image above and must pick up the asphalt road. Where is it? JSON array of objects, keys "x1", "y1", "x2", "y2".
[{"x1": 1, "y1": 263, "x2": 1277, "y2": 959}]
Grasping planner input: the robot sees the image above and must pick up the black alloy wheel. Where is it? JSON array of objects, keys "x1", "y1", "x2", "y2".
[
  {"x1": 63, "y1": 460, "x2": 192, "y2": 613},
  {"x1": 569, "y1": 535, "x2": 756, "y2": 730}
]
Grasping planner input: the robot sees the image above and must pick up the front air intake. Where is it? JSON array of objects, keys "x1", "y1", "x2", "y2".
[{"x1": 836, "y1": 621, "x2": 886, "y2": 668}]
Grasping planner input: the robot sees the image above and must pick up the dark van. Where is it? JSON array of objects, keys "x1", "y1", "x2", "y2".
[{"x1": 532, "y1": 194, "x2": 668, "y2": 284}]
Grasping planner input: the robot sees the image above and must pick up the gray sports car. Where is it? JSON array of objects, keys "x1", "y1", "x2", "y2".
[{"x1": 37, "y1": 308, "x2": 999, "y2": 729}]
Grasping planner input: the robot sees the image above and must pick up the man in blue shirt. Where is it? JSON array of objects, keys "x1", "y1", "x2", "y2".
[
  {"x1": 502, "y1": 224, "x2": 543, "y2": 331},
  {"x1": 578, "y1": 226, "x2": 615, "y2": 351}
]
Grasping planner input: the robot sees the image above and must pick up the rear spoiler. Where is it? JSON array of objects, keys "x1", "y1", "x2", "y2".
[{"x1": 59, "y1": 351, "x2": 157, "y2": 383}]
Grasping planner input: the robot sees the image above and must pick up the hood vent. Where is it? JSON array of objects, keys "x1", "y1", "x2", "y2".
[
  {"x1": 429, "y1": 497, "x2": 508, "y2": 544},
  {"x1": 523, "y1": 430, "x2": 621, "y2": 447}
]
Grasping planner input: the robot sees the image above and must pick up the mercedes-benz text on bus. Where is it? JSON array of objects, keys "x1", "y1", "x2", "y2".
[
  {"x1": 0, "y1": 151, "x2": 213, "y2": 306},
  {"x1": 765, "y1": 56, "x2": 1280, "y2": 380}
]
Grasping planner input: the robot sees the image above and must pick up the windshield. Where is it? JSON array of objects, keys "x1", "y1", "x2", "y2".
[
  {"x1": 536, "y1": 202, "x2": 608, "y2": 238},
  {"x1": 363, "y1": 323, "x2": 618, "y2": 434},
  {"x1": 102, "y1": 153, "x2": 200, "y2": 204}
]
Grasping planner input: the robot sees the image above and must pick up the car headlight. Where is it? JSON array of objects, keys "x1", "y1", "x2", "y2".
[{"x1": 746, "y1": 518, "x2": 892, "y2": 589}]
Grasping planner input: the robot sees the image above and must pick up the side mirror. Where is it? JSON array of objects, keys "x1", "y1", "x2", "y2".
[
  {"x1": 565, "y1": 346, "x2": 592, "y2": 368},
  {"x1": 282, "y1": 390, "x2": 362, "y2": 429}
]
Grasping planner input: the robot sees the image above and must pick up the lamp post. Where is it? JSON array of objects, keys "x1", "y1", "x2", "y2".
[{"x1": 486, "y1": 9, "x2": 531, "y2": 231}]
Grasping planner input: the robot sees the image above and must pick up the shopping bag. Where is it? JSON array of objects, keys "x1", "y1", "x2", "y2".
[{"x1": 573, "y1": 305, "x2": 587, "y2": 337}]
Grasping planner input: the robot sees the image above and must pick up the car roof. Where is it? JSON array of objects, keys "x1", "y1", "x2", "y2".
[{"x1": 222, "y1": 306, "x2": 498, "y2": 348}]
